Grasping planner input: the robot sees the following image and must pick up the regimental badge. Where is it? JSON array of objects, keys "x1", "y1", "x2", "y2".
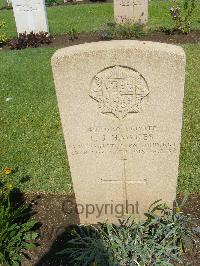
[{"x1": 89, "y1": 66, "x2": 149, "y2": 119}]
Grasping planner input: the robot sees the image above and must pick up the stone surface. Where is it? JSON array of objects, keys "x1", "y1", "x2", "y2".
[
  {"x1": 52, "y1": 40, "x2": 186, "y2": 224},
  {"x1": 114, "y1": 0, "x2": 148, "y2": 24},
  {"x1": 12, "y1": 0, "x2": 49, "y2": 34}
]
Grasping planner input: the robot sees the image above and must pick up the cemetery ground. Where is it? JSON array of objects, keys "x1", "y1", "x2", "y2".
[
  {"x1": 1, "y1": 44, "x2": 200, "y2": 265},
  {"x1": 0, "y1": 2, "x2": 200, "y2": 40},
  {"x1": 0, "y1": 1, "x2": 200, "y2": 265}
]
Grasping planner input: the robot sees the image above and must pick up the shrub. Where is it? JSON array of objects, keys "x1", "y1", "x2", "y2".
[
  {"x1": 0, "y1": 167, "x2": 38, "y2": 265},
  {"x1": 45, "y1": 0, "x2": 58, "y2": 6},
  {"x1": 169, "y1": 0, "x2": 197, "y2": 34},
  {"x1": 9, "y1": 31, "x2": 52, "y2": 50},
  {"x1": 0, "y1": 20, "x2": 7, "y2": 46},
  {"x1": 57, "y1": 200, "x2": 198, "y2": 265},
  {"x1": 67, "y1": 27, "x2": 79, "y2": 41},
  {"x1": 100, "y1": 22, "x2": 144, "y2": 40}
]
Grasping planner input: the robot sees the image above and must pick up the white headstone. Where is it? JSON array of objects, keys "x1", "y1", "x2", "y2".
[
  {"x1": 114, "y1": 0, "x2": 148, "y2": 24},
  {"x1": 7, "y1": 0, "x2": 12, "y2": 6},
  {"x1": 12, "y1": 0, "x2": 49, "y2": 34},
  {"x1": 52, "y1": 41, "x2": 186, "y2": 224}
]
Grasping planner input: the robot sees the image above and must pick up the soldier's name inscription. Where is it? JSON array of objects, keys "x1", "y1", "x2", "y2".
[
  {"x1": 68, "y1": 125, "x2": 178, "y2": 156},
  {"x1": 88, "y1": 125, "x2": 156, "y2": 142}
]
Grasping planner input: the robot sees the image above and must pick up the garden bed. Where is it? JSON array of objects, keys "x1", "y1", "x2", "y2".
[
  {"x1": 1, "y1": 30, "x2": 200, "y2": 52},
  {"x1": 19, "y1": 193, "x2": 200, "y2": 265}
]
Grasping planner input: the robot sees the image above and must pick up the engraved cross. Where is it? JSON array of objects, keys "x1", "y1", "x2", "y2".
[{"x1": 101, "y1": 148, "x2": 147, "y2": 204}]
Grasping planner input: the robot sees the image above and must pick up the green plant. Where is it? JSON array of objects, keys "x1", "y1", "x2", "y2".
[
  {"x1": 45, "y1": 0, "x2": 58, "y2": 6},
  {"x1": 67, "y1": 27, "x2": 79, "y2": 41},
  {"x1": 0, "y1": 167, "x2": 15, "y2": 201},
  {"x1": 0, "y1": 20, "x2": 7, "y2": 46},
  {"x1": 169, "y1": 0, "x2": 197, "y2": 34},
  {"x1": 58, "y1": 226, "x2": 110, "y2": 265},
  {"x1": 57, "y1": 199, "x2": 198, "y2": 265},
  {"x1": 115, "y1": 22, "x2": 145, "y2": 39},
  {"x1": 100, "y1": 22, "x2": 144, "y2": 40},
  {"x1": 0, "y1": 167, "x2": 38, "y2": 265}
]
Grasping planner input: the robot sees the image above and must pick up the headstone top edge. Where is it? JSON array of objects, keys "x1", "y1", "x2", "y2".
[
  {"x1": 12, "y1": 0, "x2": 45, "y2": 3},
  {"x1": 51, "y1": 40, "x2": 185, "y2": 66}
]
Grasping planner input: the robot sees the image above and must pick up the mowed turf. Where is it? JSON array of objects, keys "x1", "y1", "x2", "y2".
[
  {"x1": 178, "y1": 44, "x2": 200, "y2": 193},
  {"x1": 0, "y1": 44, "x2": 200, "y2": 193},
  {"x1": 0, "y1": 48, "x2": 71, "y2": 193},
  {"x1": 0, "y1": 0, "x2": 200, "y2": 38}
]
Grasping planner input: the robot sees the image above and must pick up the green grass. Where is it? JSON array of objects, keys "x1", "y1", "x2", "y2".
[
  {"x1": 0, "y1": 44, "x2": 200, "y2": 194},
  {"x1": 178, "y1": 44, "x2": 200, "y2": 193},
  {"x1": 0, "y1": 48, "x2": 71, "y2": 193},
  {"x1": 0, "y1": 0, "x2": 7, "y2": 9},
  {"x1": 0, "y1": 0, "x2": 200, "y2": 38}
]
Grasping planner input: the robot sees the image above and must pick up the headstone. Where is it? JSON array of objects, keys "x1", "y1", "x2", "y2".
[
  {"x1": 114, "y1": 0, "x2": 148, "y2": 24},
  {"x1": 12, "y1": 0, "x2": 49, "y2": 34},
  {"x1": 52, "y1": 41, "x2": 186, "y2": 224},
  {"x1": 6, "y1": 0, "x2": 12, "y2": 6}
]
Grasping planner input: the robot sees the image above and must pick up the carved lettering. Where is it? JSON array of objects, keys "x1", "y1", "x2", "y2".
[{"x1": 68, "y1": 125, "x2": 178, "y2": 157}]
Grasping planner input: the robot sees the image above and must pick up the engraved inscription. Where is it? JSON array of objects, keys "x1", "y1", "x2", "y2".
[
  {"x1": 16, "y1": 4, "x2": 40, "y2": 12},
  {"x1": 69, "y1": 125, "x2": 178, "y2": 157},
  {"x1": 68, "y1": 124, "x2": 179, "y2": 205},
  {"x1": 118, "y1": 0, "x2": 144, "y2": 7},
  {"x1": 89, "y1": 66, "x2": 149, "y2": 119}
]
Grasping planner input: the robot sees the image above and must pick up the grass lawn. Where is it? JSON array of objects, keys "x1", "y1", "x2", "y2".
[
  {"x1": 0, "y1": 1, "x2": 200, "y2": 38},
  {"x1": 0, "y1": 44, "x2": 200, "y2": 194},
  {"x1": 0, "y1": 48, "x2": 71, "y2": 193}
]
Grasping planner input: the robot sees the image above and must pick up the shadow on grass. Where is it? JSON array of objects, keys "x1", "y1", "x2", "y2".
[
  {"x1": 31, "y1": 194, "x2": 80, "y2": 266},
  {"x1": 10, "y1": 187, "x2": 36, "y2": 223},
  {"x1": 35, "y1": 225, "x2": 80, "y2": 266}
]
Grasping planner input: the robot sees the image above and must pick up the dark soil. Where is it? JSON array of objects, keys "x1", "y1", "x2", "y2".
[
  {"x1": 20, "y1": 193, "x2": 200, "y2": 266},
  {"x1": 49, "y1": 30, "x2": 200, "y2": 48},
  {"x1": 1, "y1": 30, "x2": 200, "y2": 52}
]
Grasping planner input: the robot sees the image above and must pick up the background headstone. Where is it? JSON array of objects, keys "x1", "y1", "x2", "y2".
[
  {"x1": 52, "y1": 41, "x2": 186, "y2": 224},
  {"x1": 12, "y1": 0, "x2": 49, "y2": 34},
  {"x1": 114, "y1": 0, "x2": 148, "y2": 24},
  {"x1": 6, "y1": 0, "x2": 12, "y2": 6}
]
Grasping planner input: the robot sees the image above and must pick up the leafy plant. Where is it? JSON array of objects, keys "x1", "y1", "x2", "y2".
[
  {"x1": 57, "y1": 199, "x2": 198, "y2": 265},
  {"x1": 0, "y1": 20, "x2": 7, "y2": 46},
  {"x1": 100, "y1": 21, "x2": 144, "y2": 40},
  {"x1": 0, "y1": 166, "x2": 15, "y2": 201},
  {"x1": 9, "y1": 31, "x2": 52, "y2": 50},
  {"x1": 67, "y1": 27, "x2": 79, "y2": 41},
  {"x1": 169, "y1": 0, "x2": 197, "y2": 34},
  {"x1": 0, "y1": 167, "x2": 38, "y2": 265},
  {"x1": 45, "y1": 0, "x2": 58, "y2": 6},
  {"x1": 58, "y1": 225, "x2": 110, "y2": 265}
]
